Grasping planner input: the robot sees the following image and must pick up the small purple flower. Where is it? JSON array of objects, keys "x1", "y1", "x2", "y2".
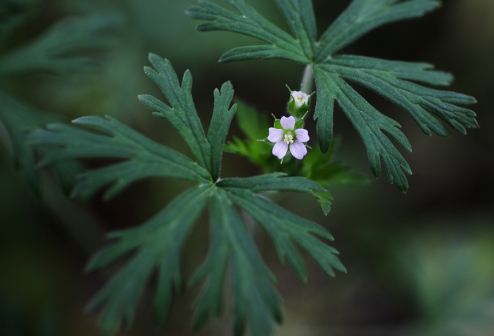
[
  {"x1": 268, "y1": 116, "x2": 309, "y2": 160},
  {"x1": 291, "y1": 91, "x2": 310, "y2": 109}
]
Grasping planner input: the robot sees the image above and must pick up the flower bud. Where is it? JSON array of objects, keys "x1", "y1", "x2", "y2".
[{"x1": 287, "y1": 89, "x2": 311, "y2": 118}]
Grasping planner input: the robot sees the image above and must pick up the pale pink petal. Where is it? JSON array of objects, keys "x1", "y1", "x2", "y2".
[
  {"x1": 295, "y1": 128, "x2": 309, "y2": 142},
  {"x1": 280, "y1": 116, "x2": 295, "y2": 130},
  {"x1": 292, "y1": 91, "x2": 309, "y2": 108},
  {"x1": 289, "y1": 141, "x2": 307, "y2": 160},
  {"x1": 272, "y1": 141, "x2": 288, "y2": 159},
  {"x1": 267, "y1": 127, "x2": 283, "y2": 143}
]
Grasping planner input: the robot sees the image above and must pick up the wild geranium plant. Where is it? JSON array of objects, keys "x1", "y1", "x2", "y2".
[
  {"x1": 23, "y1": 1, "x2": 477, "y2": 336},
  {"x1": 187, "y1": 0, "x2": 478, "y2": 192}
]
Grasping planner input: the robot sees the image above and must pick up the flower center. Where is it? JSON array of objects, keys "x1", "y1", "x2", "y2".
[
  {"x1": 283, "y1": 134, "x2": 294, "y2": 144},
  {"x1": 295, "y1": 93, "x2": 305, "y2": 103}
]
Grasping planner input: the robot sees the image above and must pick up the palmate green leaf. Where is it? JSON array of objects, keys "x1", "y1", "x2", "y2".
[
  {"x1": 0, "y1": 12, "x2": 123, "y2": 78},
  {"x1": 0, "y1": 90, "x2": 82, "y2": 195},
  {"x1": 28, "y1": 115, "x2": 211, "y2": 200},
  {"x1": 319, "y1": 56, "x2": 477, "y2": 136},
  {"x1": 187, "y1": 0, "x2": 478, "y2": 192},
  {"x1": 29, "y1": 56, "x2": 344, "y2": 336}
]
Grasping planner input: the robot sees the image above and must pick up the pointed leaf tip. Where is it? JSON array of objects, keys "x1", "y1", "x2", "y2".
[{"x1": 148, "y1": 52, "x2": 160, "y2": 60}]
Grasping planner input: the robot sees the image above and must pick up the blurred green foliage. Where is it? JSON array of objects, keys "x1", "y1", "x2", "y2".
[{"x1": 0, "y1": 2, "x2": 122, "y2": 195}]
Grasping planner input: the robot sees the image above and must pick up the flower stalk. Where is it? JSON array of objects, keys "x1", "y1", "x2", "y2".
[{"x1": 301, "y1": 65, "x2": 313, "y2": 94}]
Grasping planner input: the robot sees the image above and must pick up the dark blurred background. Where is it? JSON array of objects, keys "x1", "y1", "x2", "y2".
[{"x1": 1, "y1": 0, "x2": 493, "y2": 335}]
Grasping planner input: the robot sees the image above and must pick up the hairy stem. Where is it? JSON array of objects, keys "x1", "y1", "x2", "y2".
[{"x1": 301, "y1": 65, "x2": 314, "y2": 94}]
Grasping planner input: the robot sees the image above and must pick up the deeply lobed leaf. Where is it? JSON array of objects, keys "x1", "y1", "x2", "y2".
[
  {"x1": 319, "y1": 55, "x2": 477, "y2": 136},
  {"x1": 140, "y1": 54, "x2": 238, "y2": 180},
  {"x1": 314, "y1": 67, "x2": 413, "y2": 191},
  {"x1": 24, "y1": 56, "x2": 345, "y2": 336},
  {"x1": 188, "y1": 0, "x2": 478, "y2": 192}
]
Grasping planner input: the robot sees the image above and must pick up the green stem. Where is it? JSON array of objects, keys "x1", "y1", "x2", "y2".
[{"x1": 301, "y1": 65, "x2": 313, "y2": 94}]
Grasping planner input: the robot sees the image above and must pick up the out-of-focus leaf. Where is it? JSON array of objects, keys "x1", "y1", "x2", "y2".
[
  {"x1": 0, "y1": 90, "x2": 82, "y2": 195},
  {"x1": 0, "y1": 12, "x2": 123, "y2": 77},
  {"x1": 0, "y1": 0, "x2": 37, "y2": 45},
  {"x1": 224, "y1": 101, "x2": 276, "y2": 170},
  {"x1": 301, "y1": 140, "x2": 369, "y2": 187}
]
